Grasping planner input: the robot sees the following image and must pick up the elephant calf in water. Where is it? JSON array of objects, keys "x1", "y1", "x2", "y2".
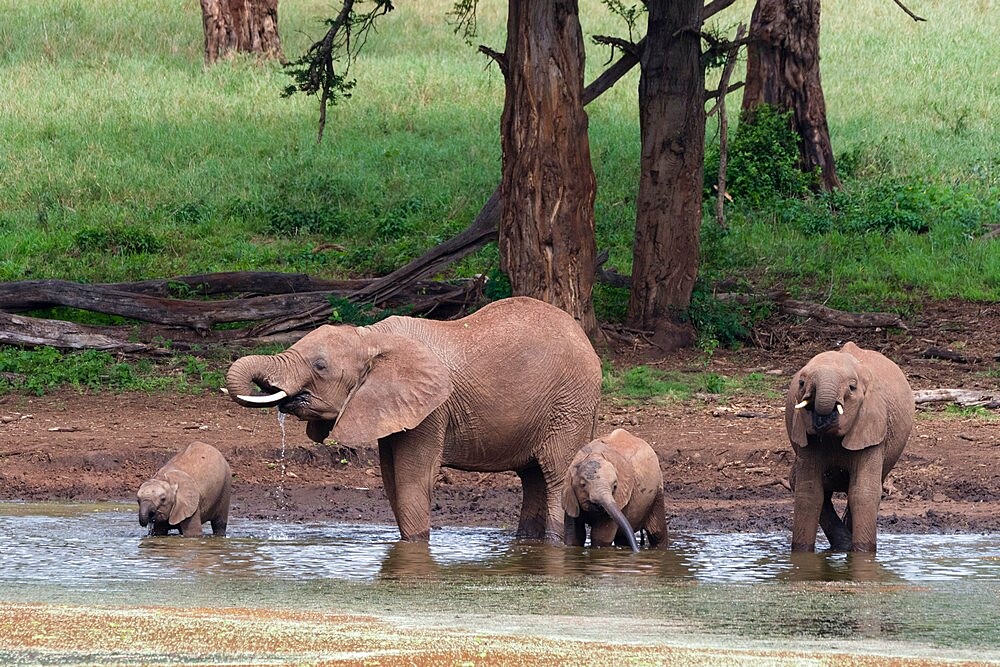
[
  {"x1": 137, "y1": 441, "x2": 231, "y2": 537},
  {"x1": 563, "y1": 429, "x2": 668, "y2": 552},
  {"x1": 786, "y1": 341, "x2": 914, "y2": 552}
]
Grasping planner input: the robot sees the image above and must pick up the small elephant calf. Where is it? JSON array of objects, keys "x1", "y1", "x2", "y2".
[
  {"x1": 137, "y1": 441, "x2": 231, "y2": 537},
  {"x1": 563, "y1": 429, "x2": 668, "y2": 552}
]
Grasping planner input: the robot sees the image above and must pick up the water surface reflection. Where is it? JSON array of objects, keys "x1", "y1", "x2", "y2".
[{"x1": 0, "y1": 503, "x2": 998, "y2": 655}]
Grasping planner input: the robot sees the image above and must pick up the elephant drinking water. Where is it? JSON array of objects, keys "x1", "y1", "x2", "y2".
[{"x1": 226, "y1": 296, "x2": 602, "y2": 543}]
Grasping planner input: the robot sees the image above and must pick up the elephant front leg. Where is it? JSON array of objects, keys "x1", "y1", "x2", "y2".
[
  {"x1": 379, "y1": 431, "x2": 441, "y2": 542},
  {"x1": 589, "y1": 518, "x2": 618, "y2": 548},
  {"x1": 644, "y1": 489, "x2": 669, "y2": 549},
  {"x1": 848, "y1": 448, "x2": 885, "y2": 552},
  {"x1": 791, "y1": 455, "x2": 824, "y2": 552},
  {"x1": 178, "y1": 511, "x2": 204, "y2": 537}
]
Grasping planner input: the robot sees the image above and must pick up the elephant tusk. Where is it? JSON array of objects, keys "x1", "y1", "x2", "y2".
[
  {"x1": 836, "y1": 403, "x2": 844, "y2": 415},
  {"x1": 794, "y1": 400, "x2": 809, "y2": 409},
  {"x1": 237, "y1": 390, "x2": 288, "y2": 404},
  {"x1": 219, "y1": 388, "x2": 229, "y2": 395}
]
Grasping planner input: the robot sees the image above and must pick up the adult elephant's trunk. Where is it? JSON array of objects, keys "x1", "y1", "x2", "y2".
[
  {"x1": 597, "y1": 495, "x2": 639, "y2": 552},
  {"x1": 138, "y1": 500, "x2": 155, "y2": 527},
  {"x1": 225, "y1": 355, "x2": 289, "y2": 408}
]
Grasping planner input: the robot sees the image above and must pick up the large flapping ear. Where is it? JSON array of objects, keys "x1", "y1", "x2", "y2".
[
  {"x1": 603, "y1": 448, "x2": 636, "y2": 509},
  {"x1": 165, "y1": 470, "x2": 200, "y2": 526},
  {"x1": 843, "y1": 363, "x2": 888, "y2": 451},
  {"x1": 330, "y1": 331, "x2": 452, "y2": 443},
  {"x1": 786, "y1": 371, "x2": 809, "y2": 447},
  {"x1": 562, "y1": 466, "x2": 581, "y2": 518}
]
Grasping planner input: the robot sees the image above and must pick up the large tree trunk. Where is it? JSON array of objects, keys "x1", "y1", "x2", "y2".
[
  {"x1": 199, "y1": 0, "x2": 283, "y2": 64},
  {"x1": 498, "y1": 0, "x2": 598, "y2": 337},
  {"x1": 742, "y1": 0, "x2": 840, "y2": 190},
  {"x1": 626, "y1": 0, "x2": 705, "y2": 349}
]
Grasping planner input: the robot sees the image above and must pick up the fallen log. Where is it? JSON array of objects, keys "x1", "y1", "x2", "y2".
[
  {"x1": 0, "y1": 313, "x2": 166, "y2": 354},
  {"x1": 716, "y1": 292, "x2": 906, "y2": 329},
  {"x1": 98, "y1": 272, "x2": 371, "y2": 297},
  {"x1": 921, "y1": 346, "x2": 979, "y2": 364},
  {"x1": 0, "y1": 278, "x2": 469, "y2": 333},
  {"x1": 779, "y1": 299, "x2": 906, "y2": 328},
  {"x1": 913, "y1": 388, "x2": 998, "y2": 408}
]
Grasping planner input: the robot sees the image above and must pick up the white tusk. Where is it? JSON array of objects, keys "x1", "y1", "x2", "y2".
[
  {"x1": 794, "y1": 400, "x2": 809, "y2": 409},
  {"x1": 836, "y1": 403, "x2": 844, "y2": 415},
  {"x1": 219, "y1": 388, "x2": 229, "y2": 395},
  {"x1": 237, "y1": 390, "x2": 288, "y2": 404}
]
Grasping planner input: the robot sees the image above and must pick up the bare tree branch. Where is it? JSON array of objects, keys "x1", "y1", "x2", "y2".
[
  {"x1": 713, "y1": 23, "x2": 747, "y2": 228},
  {"x1": 891, "y1": 0, "x2": 927, "y2": 22},
  {"x1": 282, "y1": 0, "x2": 395, "y2": 142}
]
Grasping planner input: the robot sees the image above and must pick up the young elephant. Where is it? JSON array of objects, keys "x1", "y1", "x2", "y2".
[
  {"x1": 563, "y1": 429, "x2": 668, "y2": 552},
  {"x1": 137, "y1": 441, "x2": 231, "y2": 537},
  {"x1": 786, "y1": 342, "x2": 914, "y2": 553}
]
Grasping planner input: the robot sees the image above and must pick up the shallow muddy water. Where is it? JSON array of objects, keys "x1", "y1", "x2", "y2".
[{"x1": 1, "y1": 502, "x2": 999, "y2": 664}]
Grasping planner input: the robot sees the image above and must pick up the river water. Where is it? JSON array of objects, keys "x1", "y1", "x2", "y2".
[{"x1": 0, "y1": 502, "x2": 998, "y2": 664}]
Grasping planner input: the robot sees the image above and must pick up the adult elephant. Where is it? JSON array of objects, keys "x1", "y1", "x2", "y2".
[
  {"x1": 226, "y1": 297, "x2": 602, "y2": 543},
  {"x1": 785, "y1": 342, "x2": 914, "y2": 553}
]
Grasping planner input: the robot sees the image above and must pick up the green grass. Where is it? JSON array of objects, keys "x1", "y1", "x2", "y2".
[
  {"x1": 0, "y1": 0, "x2": 997, "y2": 379},
  {"x1": 0, "y1": 347, "x2": 226, "y2": 395},
  {"x1": 601, "y1": 363, "x2": 784, "y2": 404}
]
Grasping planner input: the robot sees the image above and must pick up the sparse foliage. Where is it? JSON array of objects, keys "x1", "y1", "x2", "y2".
[{"x1": 282, "y1": 0, "x2": 395, "y2": 141}]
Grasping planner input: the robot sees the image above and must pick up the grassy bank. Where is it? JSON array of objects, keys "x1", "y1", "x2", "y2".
[{"x1": 0, "y1": 0, "x2": 997, "y2": 387}]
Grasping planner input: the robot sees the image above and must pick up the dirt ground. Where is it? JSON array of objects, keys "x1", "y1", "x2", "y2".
[{"x1": 0, "y1": 299, "x2": 997, "y2": 536}]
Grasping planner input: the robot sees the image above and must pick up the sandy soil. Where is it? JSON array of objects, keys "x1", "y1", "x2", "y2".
[{"x1": 0, "y1": 299, "x2": 997, "y2": 537}]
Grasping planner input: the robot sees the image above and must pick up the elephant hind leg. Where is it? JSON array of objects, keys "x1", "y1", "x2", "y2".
[
  {"x1": 820, "y1": 492, "x2": 852, "y2": 551},
  {"x1": 515, "y1": 463, "x2": 550, "y2": 540}
]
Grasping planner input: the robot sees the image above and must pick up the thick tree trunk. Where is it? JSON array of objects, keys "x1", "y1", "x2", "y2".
[
  {"x1": 199, "y1": 0, "x2": 283, "y2": 64},
  {"x1": 742, "y1": 0, "x2": 840, "y2": 190},
  {"x1": 626, "y1": 0, "x2": 705, "y2": 349},
  {"x1": 498, "y1": 0, "x2": 598, "y2": 337}
]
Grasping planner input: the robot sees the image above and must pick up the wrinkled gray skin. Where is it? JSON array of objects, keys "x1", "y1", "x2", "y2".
[
  {"x1": 226, "y1": 296, "x2": 602, "y2": 543},
  {"x1": 785, "y1": 342, "x2": 914, "y2": 552},
  {"x1": 137, "y1": 441, "x2": 232, "y2": 537},
  {"x1": 563, "y1": 429, "x2": 668, "y2": 552}
]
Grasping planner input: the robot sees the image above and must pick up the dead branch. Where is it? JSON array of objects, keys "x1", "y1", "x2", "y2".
[
  {"x1": 779, "y1": 299, "x2": 906, "y2": 329},
  {"x1": 913, "y1": 388, "x2": 997, "y2": 408},
  {"x1": 921, "y1": 346, "x2": 980, "y2": 364},
  {"x1": 979, "y1": 224, "x2": 1000, "y2": 242},
  {"x1": 99, "y1": 272, "x2": 371, "y2": 298},
  {"x1": 891, "y1": 0, "x2": 927, "y2": 22},
  {"x1": 703, "y1": 0, "x2": 740, "y2": 20},
  {"x1": 0, "y1": 313, "x2": 167, "y2": 354},
  {"x1": 592, "y1": 34, "x2": 640, "y2": 58},
  {"x1": 713, "y1": 23, "x2": 746, "y2": 228}
]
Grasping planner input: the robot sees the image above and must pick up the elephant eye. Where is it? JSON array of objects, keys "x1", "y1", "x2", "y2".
[
  {"x1": 313, "y1": 359, "x2": 328, "y2": 372},
  {"x1": 849, "y1": 382, "x2": 857, "y2": 392},
  {"x1": 798, "y1": 379, "x2": 805, "y2": 388}
]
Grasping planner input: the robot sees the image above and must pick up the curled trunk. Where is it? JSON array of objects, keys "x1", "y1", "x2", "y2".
[
  {"x1": 225, "y1": 355, "x2": 285, "y2": 407},
  {"x1": 813, "y1": 376, "x2": 840, "y2": 416},
  {"x1": 598, "y1": 497, "x2": 639, "y2": 552}
]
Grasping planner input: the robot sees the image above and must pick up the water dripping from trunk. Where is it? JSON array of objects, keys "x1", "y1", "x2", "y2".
[{"x1": 274, "y1": 411, "x2": 287, "y2": 511}]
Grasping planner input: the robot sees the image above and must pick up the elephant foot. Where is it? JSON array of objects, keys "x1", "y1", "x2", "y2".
[
  {"x1": 398, "y1": 529, "x2": 431, "y2": 542},
  {"x1": 791, "y1": 542, "x2": 816, "y2": 552}
]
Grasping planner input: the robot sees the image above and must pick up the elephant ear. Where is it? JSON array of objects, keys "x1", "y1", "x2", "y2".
[
  {"x1": 329, "y1": 331, "x2": 452, "y2": 444},
  {"x1": 562, "y1": 466, "x2": 581, "y2": 518},
  {"x1": 786, "y1": 371, "x2": 809, "y2": 447},
  {"x1": 843, "y1": 364, "x2": 887, "y2": 451},
  {"x1": 604, "y1": 449, "x2": 636, "y2": 510},
  {"x1": 164, "y1": 470, "x2": 200, "y2": 526}
]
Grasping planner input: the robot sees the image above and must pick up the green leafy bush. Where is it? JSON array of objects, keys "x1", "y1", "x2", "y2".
[{"x1": 706, "y1": 104, "x2": 816, "y2": 207}]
